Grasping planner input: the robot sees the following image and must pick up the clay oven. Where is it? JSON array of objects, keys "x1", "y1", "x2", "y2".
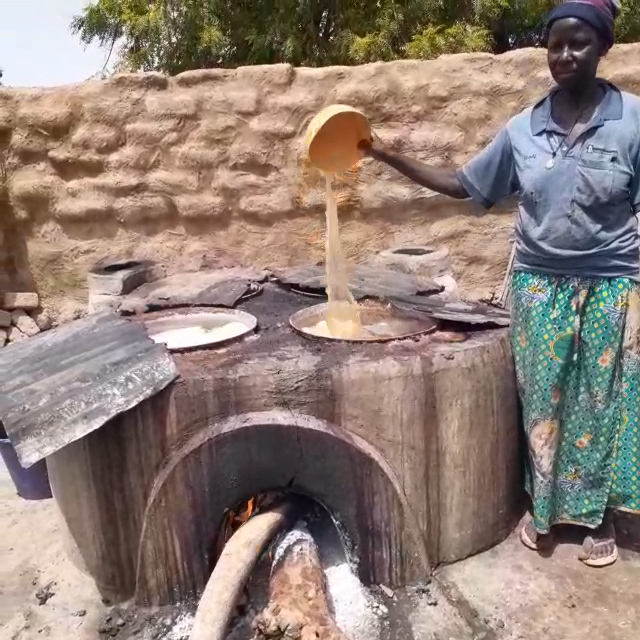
[{"x1": 33, "y1": 283, "x2": 522, "y2": 607}]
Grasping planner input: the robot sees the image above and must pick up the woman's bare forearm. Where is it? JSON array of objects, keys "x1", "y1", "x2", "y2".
[{"x1": 369, "y1": 147, "x2": 469, "y2": 200}]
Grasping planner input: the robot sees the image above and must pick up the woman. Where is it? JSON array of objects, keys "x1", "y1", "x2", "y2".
[{"x1": 363, "y1": 0, "x2": 640, "y2": 567}]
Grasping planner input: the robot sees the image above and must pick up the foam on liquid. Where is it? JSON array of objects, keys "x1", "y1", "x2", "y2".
[
  {"x1": 151, "y1": 322, "x2": 248, "y2": 349},
  {"x1": 320, "y1": 173, "x2": 362, "y2": 339}
]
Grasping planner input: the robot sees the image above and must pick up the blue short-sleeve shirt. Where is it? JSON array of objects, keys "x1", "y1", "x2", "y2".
[{"x1": 457, "y1": 82, "x2": 640, "y2": 279}]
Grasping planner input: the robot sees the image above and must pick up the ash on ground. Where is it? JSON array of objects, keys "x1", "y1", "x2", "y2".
[{"x1": 97, "y1": 604, "x2": 195, "y2": 640}]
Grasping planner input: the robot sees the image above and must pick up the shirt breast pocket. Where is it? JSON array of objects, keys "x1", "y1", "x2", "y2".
[{"x1": 573, "y1": 151, "x2": 629, "y2": 209}]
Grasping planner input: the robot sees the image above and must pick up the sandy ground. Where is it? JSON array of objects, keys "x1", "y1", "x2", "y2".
[
  {"x1": 2, "y1": 460, "x2": 639, "y2": 640},
  {"x1": 0, "y1": 462, "x2": 107, "y2": 640}
]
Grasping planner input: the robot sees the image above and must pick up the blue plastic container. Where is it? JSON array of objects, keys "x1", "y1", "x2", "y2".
[{"x1": 0, "y1": 426, "x2": 52, "y2": 501}]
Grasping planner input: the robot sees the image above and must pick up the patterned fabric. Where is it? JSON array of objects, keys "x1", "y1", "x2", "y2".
[{"x1": 511, "y1": 271, "x2": 640, "y2": 534}]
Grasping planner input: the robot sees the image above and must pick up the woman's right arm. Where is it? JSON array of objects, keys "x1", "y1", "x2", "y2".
[
  {"x1": 361, "y1": 127, "x2": 519, "y2": 210},
  {"x1": 366, "y1": 143, "x2": 469, "y2": 200}
]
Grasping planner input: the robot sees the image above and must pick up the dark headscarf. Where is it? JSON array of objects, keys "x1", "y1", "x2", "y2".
[{"x1": 546, "y1": 0, "x2": 621, "y2": 50}]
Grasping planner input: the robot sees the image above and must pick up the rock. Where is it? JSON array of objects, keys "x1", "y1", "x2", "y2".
[
  {"x1": 31, "y1": 309, "x2": 53, "y2": 331},
  {"x1": 34, "y1": 581, "x2": 56, "y2": 606},
  {"x1": 433, "y1": 274, "x2": 461, "y2": 302},
  {"x1": 379, "y1": 584, "x2": 396, "y2": 600},
  {"x1": 7, "y1": 325, "x2": 28, "y2": 344},
  {"x1": 97, "y1": 614, "x2": 120, "y2": 637},
  {"x1": 2, "y1": 292, "x2": 39, "y2": 311},
  {"x1": 465, "y1": 288, "x2": 496, "y2": 305},
  {"x1": 11, "y1": 310, "x2": 41, "y2": 337},
  {"x1": 0, "y1": 329, "x2": 7, "y2": 346},
  {"x1": 0, "y1": 310, "x2": 11, "y2": 328}
]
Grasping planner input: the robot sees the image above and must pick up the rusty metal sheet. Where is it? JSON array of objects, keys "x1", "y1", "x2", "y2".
[
  {"x1": 119, "y1": 268, "x2": 267, "y2": 314},
  {"x1": 0, "y1": 312, "x2": 179, "y2": 468},
  {"x1": 273, "y1": 264, "x2": 443, "y2": 299},
  {"x1": 388, "y1": 295, "x2": 511, "y2": 327}
]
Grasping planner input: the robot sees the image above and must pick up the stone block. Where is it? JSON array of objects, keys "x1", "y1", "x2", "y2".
[
  {"x1": 238, "y1": 188, "x2": 294, "y2": 219},
  {"x1": 53, "y1": 194, "x2": 114, "y2": 220},
  {"x1": 0, "y1": 310, "x2": 11, "y2": 328},
  {"x1": 106, "y1": 146, "x2": 160, "y2": 172},
  {"x1": 71, "y1": 123, "x2": 123, "y2": 153},
  {"x1": 11, "y1": 309, "x2": 40, "y2": 337},
  {"x1": 31, "y1": 309, "x2": 53, "y2": 331},
  {"x1": 249, "y1": 115, "x2": 297, "y2": 139},
  {"x1": 6, "y1": 325, "x2": 27, "y2": 344},
  {"x1": 3, "y1": 292, "x2": 39, "y2": 311},
  {"x1": 88, "y1": 293, "x2": 123, "y2": 314},
  {"x1": 81, "y1": 92, "x2": 143, "y2": 125},
  {"x1": 47, "y1": 148, "x2": 106, "y2": 175},
  {"x1": 145, "y1": 93, "x2": 199, "y2": 118},
  {"x1": 108, "y1": 73, "x2": 169, "y2": 91},
  {"x1": 189, "y1": 117, "x2": 237, "y2": 143},
  {"x1": 88, "y1": 260, "x2": 154, "y2": 296},
  {"x1": 235, "y1": 64, "x2": 294, "y2": 87},
  {"x1": 67, "y1": 173, "x2": 145, "y2": 198},
  {"x1": 175, "y1": 194, "x2": 227, "y2": 219},
  {"x1": 201, "y1": 88, "x2": 259, "y2": 116},
  {"x1": 112, "y1": 195, "x2": 174, "y2": 222},
  {"x1": 174, "y1": 68, "x2": 228, "y2": 87},
  {"x1": 175, "y1": 144, "x2": 226, "y2": 170},
  {"x1": 10, "y1": 130, "x2": 51, "y2": 161},
  {"x1": 8, "y1": 167, "x2": 61, "y2": 219},
  {"x1": 17, "y1": 98, "x2": 74, "y2": 134},
  {"x1": 124, "y1": 119, "x2": 183, "y2": 145},
  {"x1": 146, "y1": 170, "x2": 198, "y2": 195}
]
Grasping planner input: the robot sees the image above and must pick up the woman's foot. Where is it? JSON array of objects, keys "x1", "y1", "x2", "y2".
[
  {"x1": 520, "y1": 519, "x2": 550, "y2": 551},
  {"x1": 579, "y1": 518, "x2": 618, "y2": 568}
]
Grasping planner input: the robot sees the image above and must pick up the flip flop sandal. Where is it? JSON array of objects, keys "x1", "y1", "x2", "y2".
[
  {"x1": 520, "y1": 521, "x2": 541, "y2": 551},
  {"x1": 579, "y1": 536, "x2": 619, "y2": 568}
]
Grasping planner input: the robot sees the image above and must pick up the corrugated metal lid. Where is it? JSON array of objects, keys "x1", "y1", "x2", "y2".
[{"x1": 0, "y1": 312, "x2": 179, "y2": 467}]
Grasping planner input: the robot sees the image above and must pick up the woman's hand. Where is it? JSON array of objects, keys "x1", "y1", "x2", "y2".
[
  {"x1": 357, "y1": 137, "x2": 374, "y2": 155},
  {"x1": 358, "y1": 136, "x2": 384, "y2": 159}
]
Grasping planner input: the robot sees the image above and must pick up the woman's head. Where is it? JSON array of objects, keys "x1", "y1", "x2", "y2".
[{"x1": 546, "y1": 0, "x2": 620, "y2": 92}]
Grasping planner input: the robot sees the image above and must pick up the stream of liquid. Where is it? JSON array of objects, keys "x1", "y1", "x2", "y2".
[{"x1": 307, "y1": 174, "x2": 362, "y2": 339}]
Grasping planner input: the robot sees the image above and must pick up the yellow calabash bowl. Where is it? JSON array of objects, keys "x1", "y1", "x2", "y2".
[{"x1": 304, "y1": 105, "x2": 372, "y2": 174}]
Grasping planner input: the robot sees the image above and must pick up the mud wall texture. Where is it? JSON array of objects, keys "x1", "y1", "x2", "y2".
[{"x1": 1, "y1": 45, "x2": 639, "y2": 321}]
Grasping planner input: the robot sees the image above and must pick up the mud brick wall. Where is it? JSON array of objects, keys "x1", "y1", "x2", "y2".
[{"x1": 1, "y1": 45, "x2": 639, "y2": 322}]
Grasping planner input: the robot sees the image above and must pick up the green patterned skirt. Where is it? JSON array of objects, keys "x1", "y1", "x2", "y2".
[{"x1": 511, "y1": 271, "x2": 640, "y2": 534}]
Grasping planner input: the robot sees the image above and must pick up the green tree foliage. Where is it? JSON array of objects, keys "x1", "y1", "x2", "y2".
[{"x1": 71, "y1": 0, "x2": 640, "y2": 73}]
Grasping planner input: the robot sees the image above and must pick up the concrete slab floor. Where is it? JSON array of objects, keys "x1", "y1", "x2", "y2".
[
  {"x1": 1, "y1": 486, "x2": 639, "y2": 640},
  {"x1": 425, "y1": 526, "x2": 640, "y2": 640}
]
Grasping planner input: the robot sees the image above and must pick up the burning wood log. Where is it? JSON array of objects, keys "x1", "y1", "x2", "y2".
[
  {"x1": 190, "y1": 500, "x2": 296, "y2": 640},
  {"x1": 253, "y1": 527, "x2": 349, "y2": 640}
]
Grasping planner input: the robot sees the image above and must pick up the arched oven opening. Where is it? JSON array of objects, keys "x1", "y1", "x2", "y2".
[{"x1": 206, "y1": 491, "x2": 384, "y2": 640}]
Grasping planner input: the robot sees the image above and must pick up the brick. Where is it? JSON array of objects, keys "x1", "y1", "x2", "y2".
[
  {"x1": 11, "y1": 309, "x2": 40, "y2": 337},
  {"x1": 2, "y1": 292, "x2": 39, "y2": 311}
]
